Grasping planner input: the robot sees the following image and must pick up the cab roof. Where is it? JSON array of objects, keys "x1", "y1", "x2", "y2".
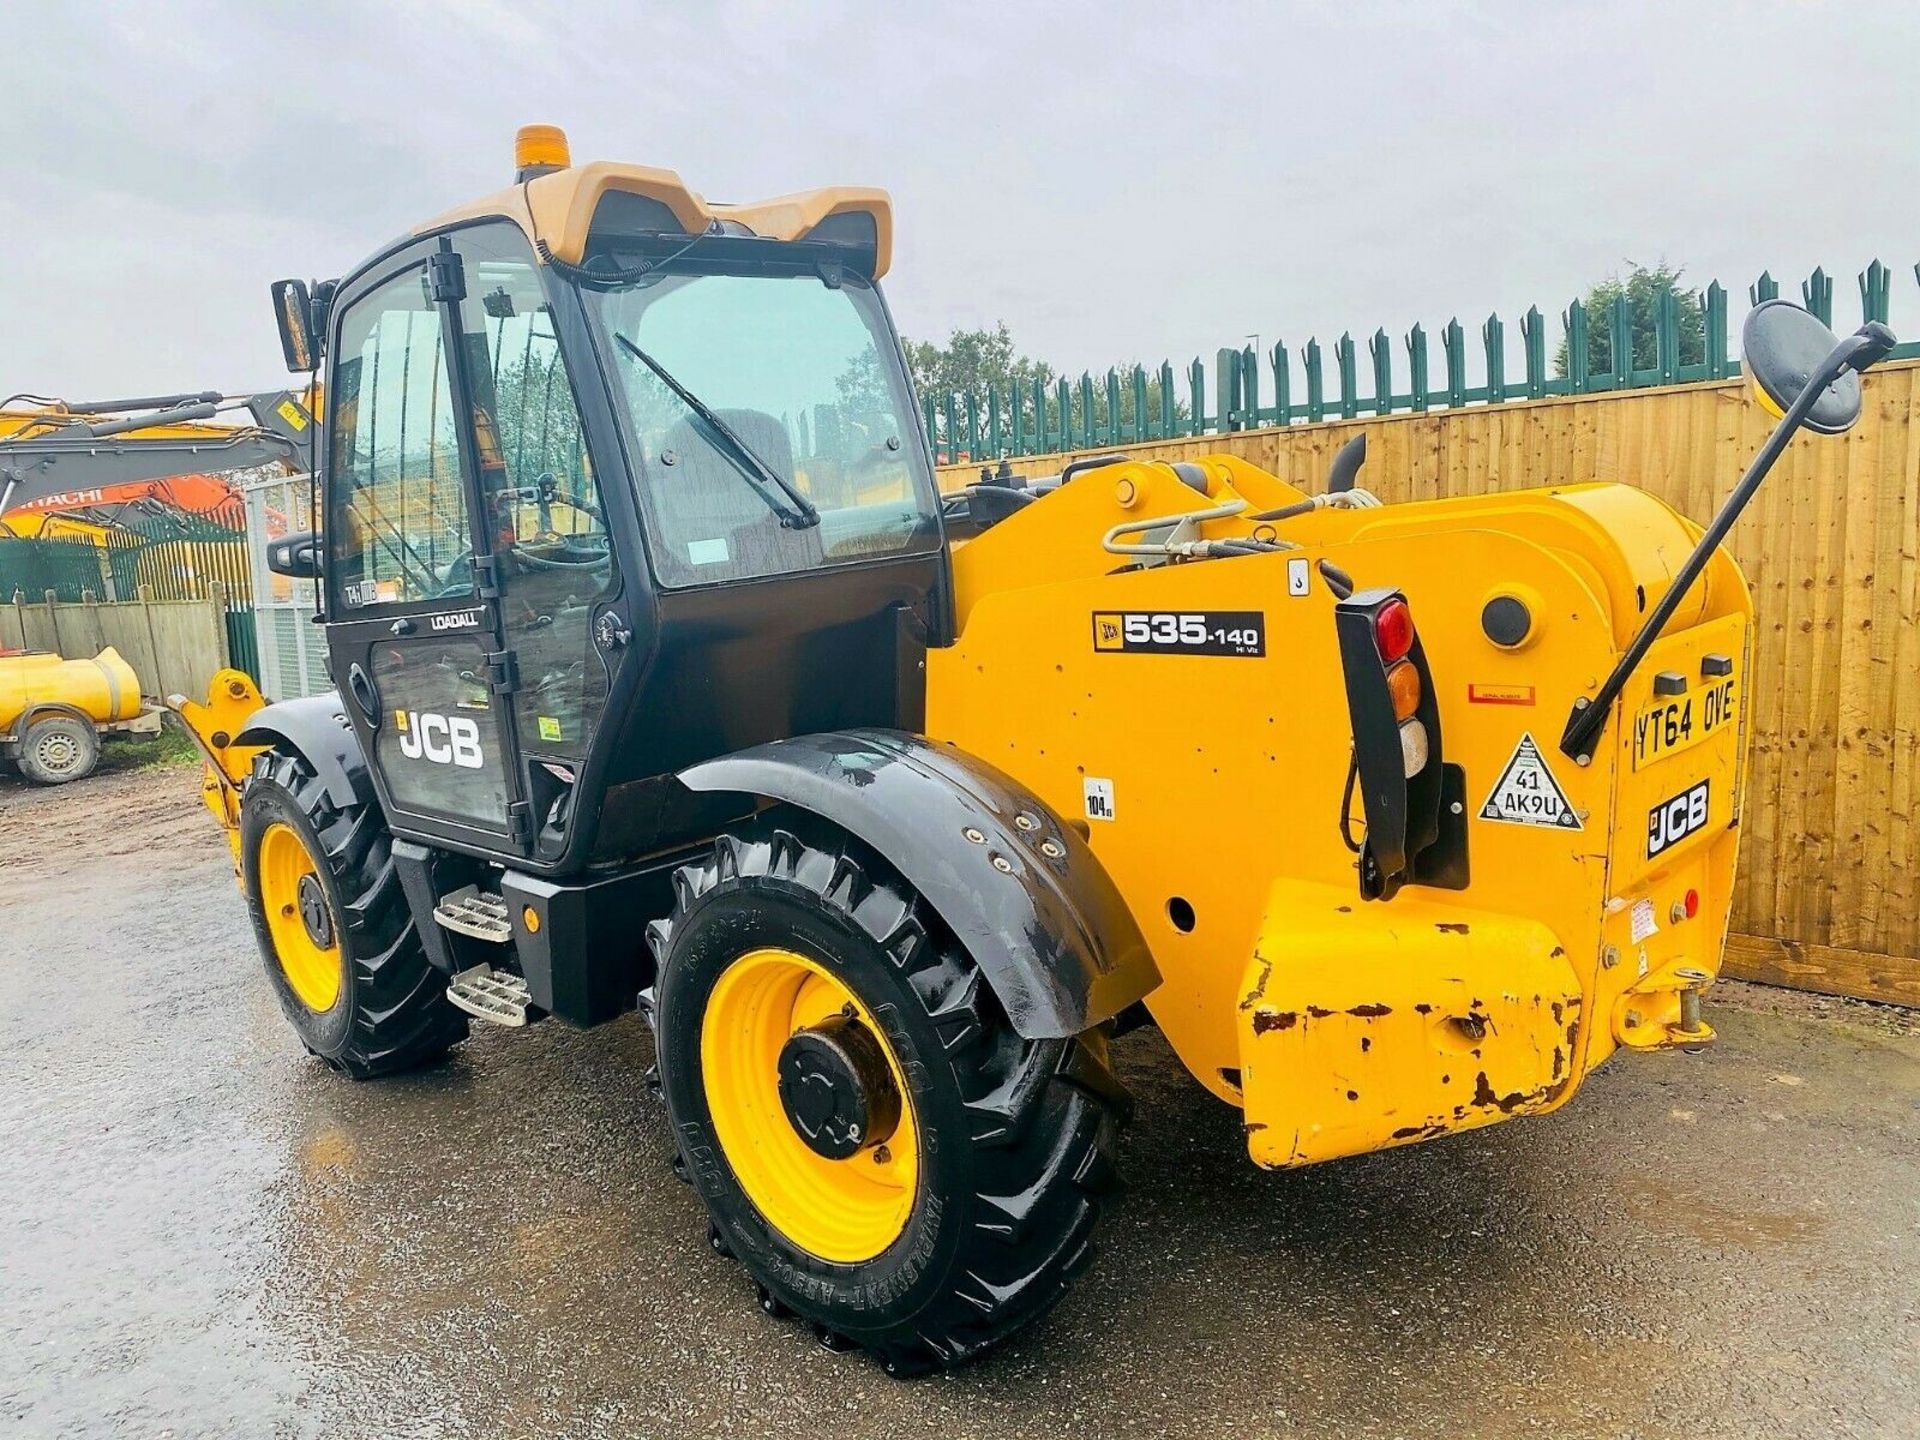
[{"x1": 416, "y1": 161, "x2": 894, "y2": 279}]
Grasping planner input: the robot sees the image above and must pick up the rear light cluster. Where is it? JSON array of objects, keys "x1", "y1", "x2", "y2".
[
  {"x1": 1331, "y1": 584, "x2": 1451, "y2": 902},
  {"x1": 1373, "y1": 598, "x2": 1428, "y2": 778}
]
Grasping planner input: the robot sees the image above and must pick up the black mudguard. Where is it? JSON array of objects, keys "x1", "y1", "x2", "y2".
[
  {"x1": 235, "y1": 691, "x2": 373, "y2": 812},
  {"x1": 677, "y1": 728, "x2": 1160, "y2": 1040}
]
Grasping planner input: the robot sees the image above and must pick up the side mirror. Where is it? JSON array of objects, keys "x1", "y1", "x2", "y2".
[
  {"x1": 271, "y1": 279, "x2": 317, "y2": 374},
  {"x1": 267, "y1": 531, "x2": 322, "y2": 580},
  {"x1": 1742, "y1": 299, "x2": 1861, "y2": 435}
]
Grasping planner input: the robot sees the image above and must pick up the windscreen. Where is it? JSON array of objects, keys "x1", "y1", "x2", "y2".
[{"x1": 581, "y1": 259, "x2": 939, "y2": 587}]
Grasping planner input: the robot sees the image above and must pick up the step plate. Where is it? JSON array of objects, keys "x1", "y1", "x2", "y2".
[
  {"x1": 447, "y1": 965, "x2": 532, "y2": 1027},
  {"x1": 434, "y1": 886, "x2": 512, "y2": 943}
]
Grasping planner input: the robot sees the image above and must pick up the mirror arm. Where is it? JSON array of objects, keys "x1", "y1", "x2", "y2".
[{"x1": 1558, "y1": 327, "x2": 1884, "y2": 764}]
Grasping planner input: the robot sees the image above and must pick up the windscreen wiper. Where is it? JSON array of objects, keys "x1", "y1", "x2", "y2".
[{"x1": 611, "y1": 332, "x2": 820, "y2": 530}]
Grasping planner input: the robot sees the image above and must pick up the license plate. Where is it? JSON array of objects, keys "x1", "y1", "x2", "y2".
[{"x1": 1632, "y1": 674, "x2": 1737, "y2": 770}]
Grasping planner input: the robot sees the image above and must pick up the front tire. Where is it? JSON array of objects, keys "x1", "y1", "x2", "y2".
[
  {"x1": 239, "y1": 749, "x2": 467, "y2": 1078},
  {"x1": 651, "y1": 824, "x2": 1127, "y2": 1374}
]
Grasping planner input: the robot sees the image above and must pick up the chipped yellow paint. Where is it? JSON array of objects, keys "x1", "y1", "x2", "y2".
[{"x1": 1237, "y1": 880, "x2": 1583, "y2": 1166}]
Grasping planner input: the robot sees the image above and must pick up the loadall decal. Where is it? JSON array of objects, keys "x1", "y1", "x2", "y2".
[
  {"x1": 1480, "y1": 733, "x2": 1581, "y2": 830},
  {"x1": 428, "y1": 607, "x2": 487, "y2": 633},
  {"x1": 1091, "y1": 610, "x2": 1266, "y2": 656}
]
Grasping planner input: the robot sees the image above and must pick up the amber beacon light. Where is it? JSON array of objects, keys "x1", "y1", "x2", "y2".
[{"x1": 515, "y1": 124, "x2": 571, "y2": 179}]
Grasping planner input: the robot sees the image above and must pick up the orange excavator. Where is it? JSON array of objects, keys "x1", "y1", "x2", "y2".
[
  {"x1": 0, "y1": 390, "x2": 313, "y2": 782},
  {"x1": 0, "y1": 388, "x2": 313, "y2": 525}
]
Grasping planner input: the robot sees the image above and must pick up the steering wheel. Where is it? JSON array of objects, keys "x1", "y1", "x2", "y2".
[
  {"x1": 512, "y1": 533, "x2": 611, "y2": 571},
  {"x1": 504, "y1": 473, "x2": 612, "y2": 570}
]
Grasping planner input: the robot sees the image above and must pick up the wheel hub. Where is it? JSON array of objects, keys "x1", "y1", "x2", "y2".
[
  {"x1": 296, "y1": 873, "x2": 334, "y2": 950},
  {"x1": 36, "y1": 733, "x2": 79, "y2": 773},
  {"x1": 777, "y1": 1013, "x2": 901, "y2": 1160}
]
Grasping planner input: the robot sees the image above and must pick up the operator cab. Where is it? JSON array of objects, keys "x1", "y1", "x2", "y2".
[{"x1": 268, "y1": 128, "x2": 947, "y2": 875}]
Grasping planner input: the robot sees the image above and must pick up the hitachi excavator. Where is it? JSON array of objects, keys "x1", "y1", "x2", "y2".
[
  {"x1": 1, "y1": 390, "x2": 311, "y2": 781},
  {"x1": 1, "y1": 388, "x2": 311, "y2": 520}
]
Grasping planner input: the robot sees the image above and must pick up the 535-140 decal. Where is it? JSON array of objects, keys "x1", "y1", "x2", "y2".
[{"x1": 1092, "y1": 610, "x2": 1266, "y2": 657}]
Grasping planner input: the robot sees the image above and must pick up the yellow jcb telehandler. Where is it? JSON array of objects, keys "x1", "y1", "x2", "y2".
[{"x1": 175, "y1": 126, "x2": 1896, "y2": 1373}]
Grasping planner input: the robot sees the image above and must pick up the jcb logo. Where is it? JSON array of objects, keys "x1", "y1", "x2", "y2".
[
  {"x1": 395, "y1": 710, "x2": 484, "y2": 769},
  {"x1": 1647, "y1": 779, "x2": 1710, "y2": 858}
]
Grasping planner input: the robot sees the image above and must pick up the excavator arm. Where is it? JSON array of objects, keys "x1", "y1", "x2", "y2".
[{"x1": 0, "y1": 389, "x2": 312, "y2": 517}]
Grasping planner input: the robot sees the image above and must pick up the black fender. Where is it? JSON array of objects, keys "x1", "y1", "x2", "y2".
[
  {"x1": 676, "y1": 728, "x2": 1160, "y2": 1039},
  {"x1": 235, "y1": 691, "x2": 374, "y2": 812}
]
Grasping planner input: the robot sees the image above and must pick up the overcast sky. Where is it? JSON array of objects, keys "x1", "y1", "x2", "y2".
[{"x1": 6, "y1": 0, "x2": 1919, "y2": 404}]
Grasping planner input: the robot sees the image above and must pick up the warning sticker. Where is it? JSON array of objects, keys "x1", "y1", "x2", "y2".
[
  {"x1": 1630, "y1": 898, "x2": 1659, "y2": 944},
  {"x1": 1479, "y1": 732, "x2": 1582, "y2": 830}
]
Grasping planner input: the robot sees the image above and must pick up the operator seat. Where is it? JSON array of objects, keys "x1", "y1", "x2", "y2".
[{"x1": 654, "y1": 409, "x2": 824, "y2": 578}]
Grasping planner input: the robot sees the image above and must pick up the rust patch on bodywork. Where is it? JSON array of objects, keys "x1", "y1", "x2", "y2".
[
  {"x1": 1238, "y1": 889, "x2": 1587, "y2": 1169},
  {"x1": 1238, "y1": 956, "x2": 1274, "y2": 1011},
  {"x1": 1470, "y1": 1070, "x2": 1555, "y2": 1115}
]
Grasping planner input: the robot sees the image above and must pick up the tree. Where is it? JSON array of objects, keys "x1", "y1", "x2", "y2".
[
  {"x1": 904, "y1": 323, "x2": 1055, "y2": 407},
  {"x1": 1555, "y1": 262, "x2": 1704, "y2": 378}
]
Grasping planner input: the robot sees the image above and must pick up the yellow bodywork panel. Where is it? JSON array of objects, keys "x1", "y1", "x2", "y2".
[
  {"x1": 168, "y1": 669, "x2": 267, "y2": 876},
  {"x1": 926, "y1": 453, "x2": 1753, "y2": 1166},
  {"x1": 0, "y1": 647, "x2": 144, "y2": 732},
  {"x1": 1239, "y1": 881, "x2": 1582, "y2": 1167}
]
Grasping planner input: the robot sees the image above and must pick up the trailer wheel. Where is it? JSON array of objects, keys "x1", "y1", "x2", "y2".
[
  {"x1": 239, "y1": 749, "x2": 467, "y2": 1078},
  {"x1": 17, "y1": 714, "x2": 99, "y2": 784},
  {"x1": 651, "y1": 824, "x2": 1127, "y2": 1374}
]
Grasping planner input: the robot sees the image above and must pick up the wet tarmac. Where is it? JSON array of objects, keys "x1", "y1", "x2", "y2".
[{"x1": 3, "y1": 760, "x2": 1917, "y2": 1439}]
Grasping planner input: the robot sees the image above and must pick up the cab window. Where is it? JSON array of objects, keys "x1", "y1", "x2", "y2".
[
  {"x1": 585, "y1": 264, "x2": 938, "y2": 588},
  {"x1": 326, "y1": 261, "x2": 472, "y2": 611}
]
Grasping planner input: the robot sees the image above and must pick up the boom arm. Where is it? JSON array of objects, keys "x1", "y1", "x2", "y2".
[{"x1": 0, "y1": 390, "x2": 311, "y2": 516}]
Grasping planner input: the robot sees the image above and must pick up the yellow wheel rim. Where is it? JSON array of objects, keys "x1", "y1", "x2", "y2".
[
  {"x1": 258, "y1": 821, "x2": 343, "y2": 1013},
  {"x1": 700, "y1": 948, "x2": 919, "y2": 1263}
]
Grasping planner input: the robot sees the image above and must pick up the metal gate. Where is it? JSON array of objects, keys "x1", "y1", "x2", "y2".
[{"x1": 240, "y1": 472, "x2": 332, "y2": 700}]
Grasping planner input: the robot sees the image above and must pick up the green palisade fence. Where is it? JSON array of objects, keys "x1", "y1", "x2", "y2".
[{"x1": 918, "y1": 259, "x2": 1920, "y2": 465}]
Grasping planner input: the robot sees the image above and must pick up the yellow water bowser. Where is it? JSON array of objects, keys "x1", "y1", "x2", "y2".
[{"x1": 0, "y1": 646, "x2": 150, "y2": 783}]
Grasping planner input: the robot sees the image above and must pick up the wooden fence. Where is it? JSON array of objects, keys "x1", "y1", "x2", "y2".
[
  {"x1": 937, "y1": 358, "x2": 1920, "y2": 1006},
  {"x1": 2, "y1": 587, "x2": 232, "y2": 704}
]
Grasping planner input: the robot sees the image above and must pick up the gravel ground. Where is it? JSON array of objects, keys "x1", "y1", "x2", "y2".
[{"x1": 3, "y1": 755, "x2": 1916, "y2": 1439}]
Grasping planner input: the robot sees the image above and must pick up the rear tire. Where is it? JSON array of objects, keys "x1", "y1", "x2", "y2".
[
  {"x1": 17, "y1": 714, "x2": 98, "y2": 784},
  {"x1": 239, "y1": 749, "x2": 467, "y2": 1078},
  {"x1": 651, "y1": 824, "x2": 1127, "y2": 1374}
]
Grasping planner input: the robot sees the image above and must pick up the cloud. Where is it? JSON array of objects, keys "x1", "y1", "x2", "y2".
[{"x1": 4, "y1": 0, "x2": 1918, "y2": 399}]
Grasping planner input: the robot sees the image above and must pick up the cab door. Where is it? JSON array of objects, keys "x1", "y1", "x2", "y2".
[
  {"x1": 322, "y1": 237, "x2": 530, "y2": 854},
  {"x1": 449, "y1": 224, "x2": 622, "y2": 861}
]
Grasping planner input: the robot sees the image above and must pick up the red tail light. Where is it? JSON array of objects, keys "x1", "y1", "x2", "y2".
[{"x1": 1374, "y1": 598, "x2": 1415, "y2": 663}]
